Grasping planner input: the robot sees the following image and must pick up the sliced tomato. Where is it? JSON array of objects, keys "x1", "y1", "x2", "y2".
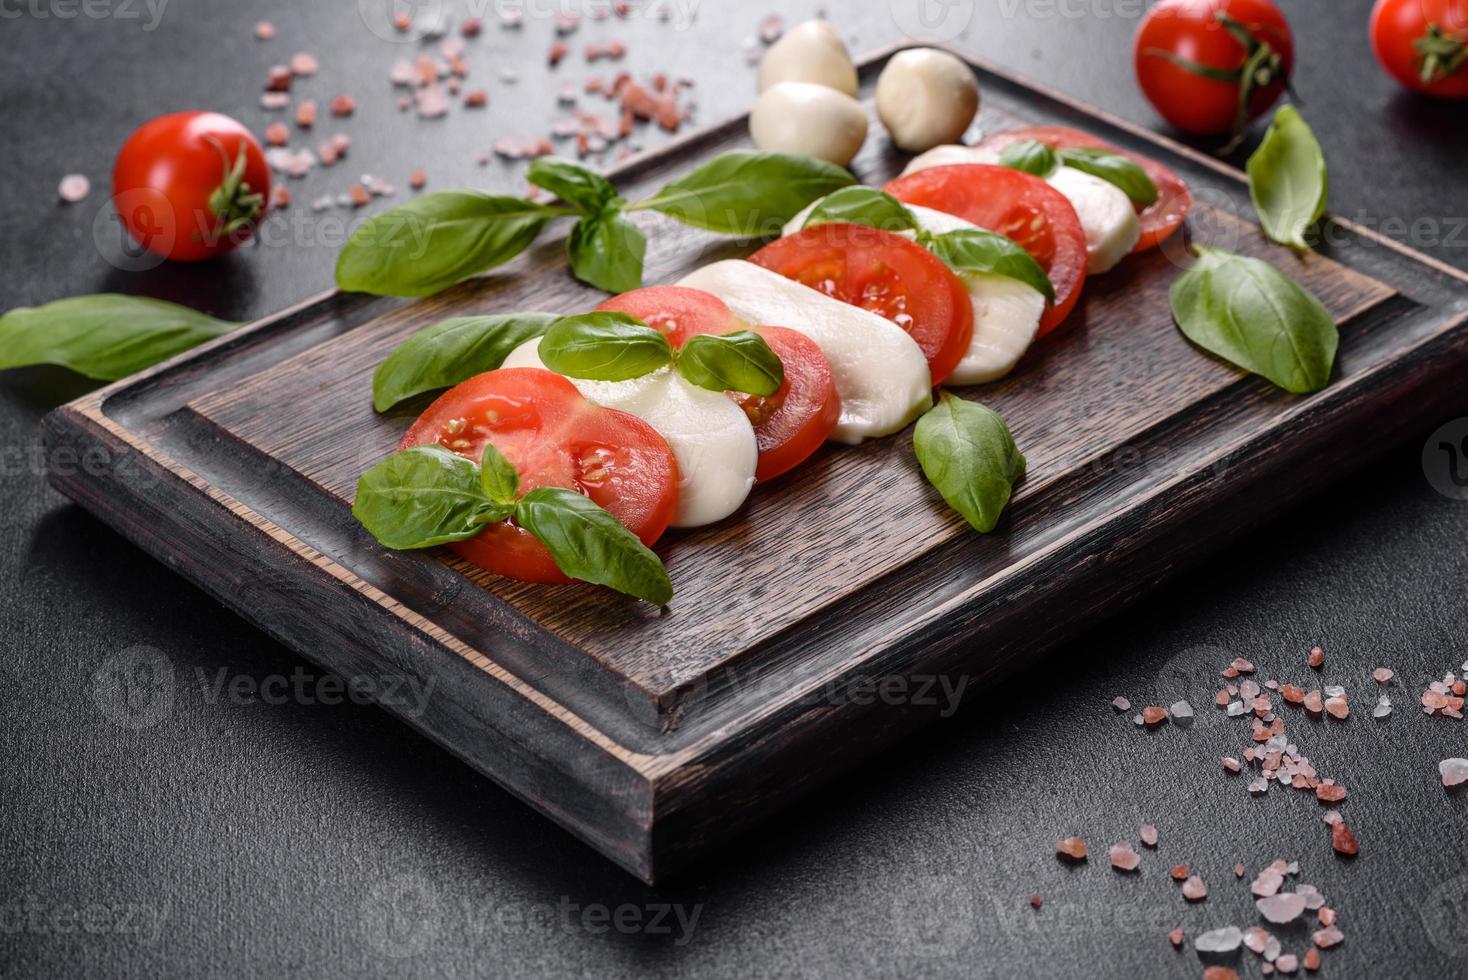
[
  {"x1": 975, "y1": 125, "x2": 1192, "y2": 253},
  {"x1": 399, "y1": 368, "x2": 679, "y2": 585},
  {"x1": 747, "y1": 224, "x2": 974, "y2": 384},
  {"x1": 596, "y1": 287, "x2": 840, "y2": 481},
  {"x1": 885, "y1": 165, "x2": 1086, "y2": 337}
]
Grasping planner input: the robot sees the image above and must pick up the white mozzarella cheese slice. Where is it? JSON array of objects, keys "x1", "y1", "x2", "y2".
[
  {"x1": 900, "y1": 144, "x2": 1142, "y2": 275},
  {"x1": 502, "y1": 338, "x2": 757, "y2": 528},
  {"x1": 676, "y1": 260, "x2": 932, "y2": 445},
  {"x1": 780, "y1": 200, "x2": 1045, "y2": 386}
]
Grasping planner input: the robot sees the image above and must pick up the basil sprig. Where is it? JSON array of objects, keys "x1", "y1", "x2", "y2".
[
  {"x1": 538, "y1": 312, "x2": 783, "y2": 396},
  {"x1": 336, "y1": 152, "x2": 856, "y2": 298},
  {"x1": 372, "y1": 312, "x2": 559, "y2": 411},
  {"x1": 0, "y1": 294, "x2": 237, "y2": 381},
  {"x1": 998, "y1": 140, "x2": 1059, "y2": 178},
  {"x1": 1057, "y1": 147, "x2": 1158, "y2": 208},
  {"x1": 354, "y1": 443, "x2": 672, "y2": 604},
  {"x1": 913, "y1": 392, "x2": 1026, "y2": 533},
  {"x1": 336, "y1": 193, "x2": 570, "y2": 297},
  {"x1": 801, "y1": 187, "x2": 920, "y2": 233},
  {"x1": 1169, "y1": 245, "x2": 1337, "y2": 394},
  {"x1": 538, "y1": 311, "x2": 675, "y2": 381},
  {"x1": 922, "y1": 229, "x2": 1055, "y2": 304},
  {"x1": 1246, "y1": 106, "x2": 1327, "y2": 252}
]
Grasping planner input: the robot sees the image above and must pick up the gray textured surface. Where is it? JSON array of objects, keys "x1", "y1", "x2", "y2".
[{"x1": 3, "y1": 1, "x2": 1467, "y2": 977}]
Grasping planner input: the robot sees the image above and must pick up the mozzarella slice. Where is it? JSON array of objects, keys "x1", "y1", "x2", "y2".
[
  {"x1": 782, "y1": 200, "x2": 1044, "y2": 385},
  {"x1": 677, "y1": 261, "x2": 931, "y2": 444},
  {"x1": 900, "y1": 144, "x2": 1141, "y2": 275},
  {"x1": 502, "y1": 339, "x2": 757, "y2": 528}
]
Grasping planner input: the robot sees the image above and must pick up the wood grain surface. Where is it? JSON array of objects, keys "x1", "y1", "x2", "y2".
[{"x1": 42, "y1": 44, "x2": 1468, "y2": 881}]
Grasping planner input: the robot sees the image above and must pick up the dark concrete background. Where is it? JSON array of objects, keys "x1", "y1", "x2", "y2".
[{"x1": 3, "y1": 1, "x2": 1467, "y2": 977}]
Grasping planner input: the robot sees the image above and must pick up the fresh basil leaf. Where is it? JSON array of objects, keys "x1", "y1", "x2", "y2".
[
  {"x1": 567, "y1": 208, "x2": 646, "y2": 294},
  {"x1": 0, "y1": 295, "x2": 237, "y2": 381},
  {"x1": 801, "y1": 187, "x2": 919, "y2": 233},
  {"x1": 633, "y1": 150, "x2": 856, "y2": 236},
  {"x1": 479, "y1": 442, "x2": 520, "y2": 507},
  {"x1": 538, "y1": 311, "x2": 673, "y2": 381},
  {"x1": 923, "y1": 229, "x2": 1055, "y2": 303},
  {"x1": 1169, "y1": 245, "x2": 1337, "y2": 394},
  {"x1": 1246, "y1": 106, "x2": 1328, "y2": 252},
  {"x1": 527, "y1": 157, "x2": 622, "y2": 214},
  {"x1": 336, "y1": 192, "x2": 565, "y2": 297},
  {"x1": 1058, "y1": 147, "x2": 1159, "y2": 208},
  {"x1": 352, "y1": 446, "x2": 512, "y2": 550},
  {"x1": 998, "y1": 140, "x2": 1059, "y2": 178},
  {"x1": 913, "y1": 392, "x2": 1026, "y2": 534},
  {"x1": 372, "y1": 312, "x2": 558, "y2": 412},
  {"x1": 515, "y1": 487, "x2": 672, "y2": 605},
  {"x1": 675, "y1": 331, "x2": 784, "y2": 396}
]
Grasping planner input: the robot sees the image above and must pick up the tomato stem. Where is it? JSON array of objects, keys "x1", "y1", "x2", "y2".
[
  {"x1": 1414, "y1": 23, "x2": 1468, "y2": 85},
  {"x1": 203, "y1": 135, "x2": 265, "y2": 241}
]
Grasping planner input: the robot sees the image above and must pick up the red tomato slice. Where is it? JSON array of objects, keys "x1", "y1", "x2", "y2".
[
  {"x1": 398, "y1": 368, "x2": 679, "y2": 585},
  {"x1": 747, "y1": 224, "x2": 974, "y2": 384},
  {"x1": 885, "y1": 165, "x2": 1086, "y2": 337},
  {"x1": 975, "y1": 125, "x2": 1193, "y2": 253},
  {"x1": 596, "y1": 287, "x2": 840, "y2": 481}
]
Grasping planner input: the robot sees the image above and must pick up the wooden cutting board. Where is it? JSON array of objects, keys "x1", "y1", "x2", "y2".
[{"x1": 43, "y1": 43, "x2": 1468, "y2": 882}]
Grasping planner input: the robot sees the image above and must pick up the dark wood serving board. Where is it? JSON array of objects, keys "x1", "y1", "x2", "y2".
[{"x1": 43, "y1": 44, "x2": 1468, "y2": 882}]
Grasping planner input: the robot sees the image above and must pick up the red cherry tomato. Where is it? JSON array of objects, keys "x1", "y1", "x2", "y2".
[
  {"x1": 112, "y1": 111, "x2": 271, "y2": 262},
  {"x1": 1133, "y1": 0, "x2": 1294, "y2": 137},
  {"x1": 975, "y1": 125, "x2": 1194, "y2": 253},
  {"x1": 1370, "y1": 0, "x2": 1468, "y2": 99},
  {"x1": 597, "y1": 287, "x2": 841, "y2": 481},
  {"x1": 748, "y1": 225, "x2": 975, "y2": 384},
  {"x1": 885, "y1": 165, "x2": 1086, "y2": 337},
  {"x1": 398, "y1": 368, "x2": 679, "y2": 585}
]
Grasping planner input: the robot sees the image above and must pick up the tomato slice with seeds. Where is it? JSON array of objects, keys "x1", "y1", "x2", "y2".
[
  {"x1": 597, "y1": 286, "x2": 840, "y2": 481},
  {"x1": 974, "y1": 125, "x2": 1193, "y2": 253},
  {"x1": 398, "y1": 368, "x2": 679, "y2": 585},
  {"x1": 884, "y1": 164, "x2": 1086, "y2": 337},
  {"x1": 748, "y1": 224, "x2": 974, "y2": 384}
]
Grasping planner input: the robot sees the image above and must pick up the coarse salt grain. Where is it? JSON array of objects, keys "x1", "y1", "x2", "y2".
[
  {"x1": 1109, "y1": 842, "x2": 1141, "y2": 871},
  {"x1": 1181, "y1": 875, "x2": 1208, "y2": 901},
  {"x1": 1056, "y1": 836, "x2": 1087, "y2": 861},
  {"x1": 57, "y1": 174, "x2": 90, "y2": 203},
  {"x1": 1440, "y1": 757, "x2": 1468, "y2": 787}
]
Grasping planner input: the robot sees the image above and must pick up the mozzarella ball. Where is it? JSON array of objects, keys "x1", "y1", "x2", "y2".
[
  {"x1": 875, "y1": 48, "x2": 980, "y2": 152},
  {"x1": 757, "y1": 20, "x2": 858, "y2": 97},
  {"x1": 750, "y1": 82, "x2": 868, "y2": 167}
]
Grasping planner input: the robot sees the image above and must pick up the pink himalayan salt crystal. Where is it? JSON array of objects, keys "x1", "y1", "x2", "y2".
[
  {"x1": 1373, "y1": 667, "x2": 1394, "y2": 683},
  {"x1": 1140, "y1": 824, "x2": 1159, "y2": 847},
  {"x1": 1056, "y1": 837, "x2": 1087, "y2": 861},
  {"x1": 1169, "y1": 926, "x2": 1183, "y2": 947},
  {"x1": 1313, "y1": 926, "x2": 1344, "y2": 948},
  {"x1": 1243, "y1": 926, "x2": 1272, "y2": 954},
  {"x1": 1182, "y1": 875, "x2": 1208, "y2": 901},
  {"x1": 1440, "y1": 758, "x2": 1468, "y2": 788},
  {"x1": 1257, "y1": 892, "x2": 1309, "y2": 924},
  {"x1": 1223, "y1": 757, "x2": 1242, "y2": 773},
  {"x1": 1276, "y1": 954, "x2": 1299, "y2": 974},
  {"x1": 58, "y1": 174, "x2": 90, "y2": 202},
  {"x1": 1110, "y1": 842, "x2": 1141, "y2": 872}
]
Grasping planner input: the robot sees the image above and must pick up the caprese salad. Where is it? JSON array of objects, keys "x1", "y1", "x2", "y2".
[{"x1": 352, "y1": 102, "x2": 1204, "y2": 606}]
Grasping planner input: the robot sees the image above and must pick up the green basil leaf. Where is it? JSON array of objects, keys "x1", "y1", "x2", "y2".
[
  {"x1": 998, "y1": 140, "x2": 1059, "y2": 178},
  {"x1": 527, "y1": 157, "x2": 621, "y2": 214},
  {"x1": 675, "y1": 331, "x2": 784, "y2": 396},
  {"x1": 538, "y1": 311, "x2": 673, "y2": 381},
  {"x1": 923, "y1": 229, "x2": 1055, "y2": 303},
  {"x1": 479, "y1": 442, "x2": 520, "y2": 507},
  {"x1": 913, "y1": 392, "x2": 1026, "y2": 534},
  {"x1": 1058, "y1": 147, "x2": 1159, "y2": 207},
  {"x1": 801, "y1": 187, "x2": 919, "y2": 233},
  {"x1": 567, "y1": 208, "x2": 647, "y2": 294},
  {"x1": 0, "y1": 295, "x2": 237, "y2": 381},
  {"x1": 372, "y1": 312, "x2": 559, "y2": 412},
  {"x1": 336, "y1": 192, "x2": 564, "y2": 297},
  {"x1": 352, "y1": 446, "x2": 511, "y2": 550},
  {"x1": 515, "y1": 487, "x2": 673, "y2": 605},
  {"x1": 1246, "y1": 106, "x2": 1328, "y2": 252},
  {"x1": 1169, "y1": 245, "x2": 1337, "y2": 394},
  {"x1": 633, "y1": 150, "x2": 856, "y2": 236}
]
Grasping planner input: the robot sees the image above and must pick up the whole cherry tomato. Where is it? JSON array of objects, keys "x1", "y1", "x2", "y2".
[
  {"x1": 1133, "y1": 0, "x2": 1295, "y2": 140},
  {"x1": 112, "y1": 111, "x2": 271, "y2": 262},
  {"x1": 1370, "y1": 0, "x2": 1468, "y2": 99}
]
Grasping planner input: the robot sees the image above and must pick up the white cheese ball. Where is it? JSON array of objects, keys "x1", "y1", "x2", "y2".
[
  {"x1": 875, "y1": 48, "x2": 980, "y2": 152},
  {"x1": 749, "y1": 82, "x2": 868, "y2": 167},
  {"x1": 757, "y1": 20, "x2": 858, "y2": 97}
]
